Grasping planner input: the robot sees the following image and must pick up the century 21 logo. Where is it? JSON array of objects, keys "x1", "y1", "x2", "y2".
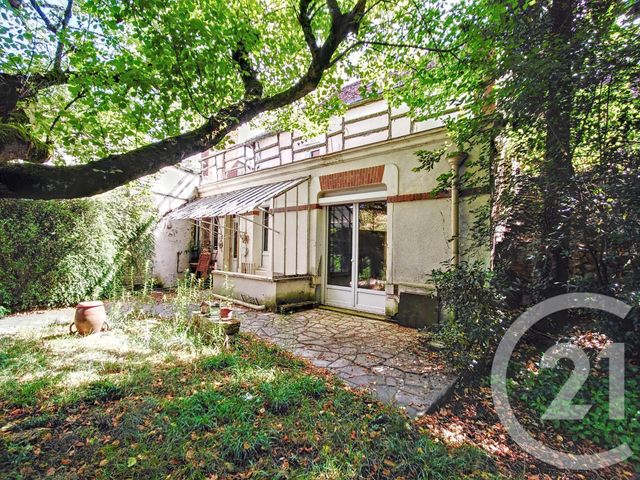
[
  {"x1": 540, "y1": 342, "x2": 625, "y2": 421},
  {"x1": 492, "y1": 293, "x2": 633, "y2": 471}
]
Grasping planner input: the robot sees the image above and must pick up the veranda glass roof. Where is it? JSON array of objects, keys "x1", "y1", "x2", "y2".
[{"x1": 166, "y1": 177, "x2": 309, "y2": 220}]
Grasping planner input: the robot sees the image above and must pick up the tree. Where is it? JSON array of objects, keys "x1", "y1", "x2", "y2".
[
  {"x1": 0, "y1": 0, "x2": 372, "y2": 199},
  {"x1": 359, "y1": 0, "x2": 640, "y2": 300}
]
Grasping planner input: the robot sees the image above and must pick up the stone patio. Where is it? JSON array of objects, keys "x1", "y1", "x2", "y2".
[{"x1": 240, "y1": 308, "x2": 457, "y2": 417}]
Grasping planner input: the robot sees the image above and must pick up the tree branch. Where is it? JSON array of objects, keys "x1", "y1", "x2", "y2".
[
  {"x1": 358, "y1": 40, "x2": 457, "y2": 54},
  {"x1": 53, "y1": 0, "x2": 74, "y2": 72},
  {"x1": 46, "y1": 87, "x2": 86, "y2": 144},
  {"x1": 29, "y1": 0, "x2": 58, "y2": 33},
  {"x1": 0, "y1": 0, "x2": 368, "y2": 199},
  {"x1": 298, "y1": 0, "x2": 321, "y2": 62},
  {"x1": 0, "y1": 71, "x2": 68, "y2": 120},
  {"x1": 0, "y1": 123, "x2": 50, "y2": 164},
  {"x1": 232, "y1": 41, "x2": 264, "y2": 99}
]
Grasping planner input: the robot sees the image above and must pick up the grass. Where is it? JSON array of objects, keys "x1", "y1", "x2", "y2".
[{"x1": 0, "y1": 315, "x2": 500, "y2": 480}]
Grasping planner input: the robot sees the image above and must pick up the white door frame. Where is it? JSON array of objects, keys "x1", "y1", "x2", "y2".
[{"x1": 324, "y1": 200, "x2": 387, "y2": 315}]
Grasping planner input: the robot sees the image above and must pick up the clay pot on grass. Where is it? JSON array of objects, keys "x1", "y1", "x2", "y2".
[{"x1": 70, "y1": 301, "x2": 109, "y2": 335}]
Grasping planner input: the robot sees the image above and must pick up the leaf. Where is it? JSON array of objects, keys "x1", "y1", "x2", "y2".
[{"x1": 127, "y1": 457, "x2": 137, "y2": 467}]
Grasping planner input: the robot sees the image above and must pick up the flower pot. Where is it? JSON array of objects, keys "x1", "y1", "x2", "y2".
[
  {"x1": 220, "y1": 307, "x2": 232, "y2": 319},
  {"x1": 70, "y1": 301, "x2": 109, "y2": 335}
]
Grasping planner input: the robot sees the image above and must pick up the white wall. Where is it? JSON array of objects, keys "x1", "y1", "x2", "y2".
[{"x1": 150, "y1": 165, "x2": 199, "y2": 287}]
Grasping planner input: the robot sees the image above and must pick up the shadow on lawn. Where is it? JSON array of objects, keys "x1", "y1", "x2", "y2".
[{"x1": 0, "y1": 333, "x2": 498, "y2": 479}]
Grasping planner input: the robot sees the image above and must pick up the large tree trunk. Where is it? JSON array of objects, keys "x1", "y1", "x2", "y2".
[{"x1": 540, "y1": 0, "x2": 576, "y2": 298}]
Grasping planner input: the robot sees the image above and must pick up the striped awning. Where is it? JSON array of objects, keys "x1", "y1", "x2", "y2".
[{"x1": 167, "y1": 177, "x2": 309, "y2": 220}]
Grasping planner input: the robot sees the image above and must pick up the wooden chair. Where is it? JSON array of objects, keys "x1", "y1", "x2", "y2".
[{"x1": 195, "y1": 252, "x2": 212, "y2": 278}]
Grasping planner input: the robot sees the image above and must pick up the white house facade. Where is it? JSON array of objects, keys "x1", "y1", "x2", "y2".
[
  {"x1": 149, "y1": 164, "x2": 200, "y2": 287},
  {"x1": 166, "y1": 87, "x2": 489, "y2": 326}
]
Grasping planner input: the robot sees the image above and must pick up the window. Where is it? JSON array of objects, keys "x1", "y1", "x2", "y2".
[
  {"x1": 357, "y1": 202, "x2": 387, "y2": 290},
  {"x1": 262, "y1": 209, "x2": 270, "y2": 252},
  {"x1": 232, "y1": 216, "x2": 239, "y2": 259},
  {"x1": 212, "y1": 217, "x2": 219, "y2": 250},
  {"x1": 327, "y1": 204, "x2": 353, "y2": 287}
]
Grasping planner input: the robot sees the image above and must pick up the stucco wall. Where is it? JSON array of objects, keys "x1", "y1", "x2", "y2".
[
  {"x1": 208, "y1": 271, "x2": 314, "y2": 309},
  {"x1": 151, "y1": 166, "x2": 199, "y2": 287}
]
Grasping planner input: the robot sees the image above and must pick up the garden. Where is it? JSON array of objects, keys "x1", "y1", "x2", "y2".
[{"x1": 0, "y1": 285, "x2": 496, "y2": 480}]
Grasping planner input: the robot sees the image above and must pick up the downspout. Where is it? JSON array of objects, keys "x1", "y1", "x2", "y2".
[{"x1": 447, "y1": 152, "x2": 468, "y2": 266}]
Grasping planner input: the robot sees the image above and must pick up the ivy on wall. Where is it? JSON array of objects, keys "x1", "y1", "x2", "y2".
[{"x1": 0, "y1": 188, "x2": 156, "y2": 312}]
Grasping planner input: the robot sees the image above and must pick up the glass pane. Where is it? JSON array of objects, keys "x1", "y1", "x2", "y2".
[
  {"x1": 357, "y1": 202, "x2": 387, "y2": 290},
  {"x1": 232, "y1": 217, "x2": 239, "y2": 259},
  {"x1": 262, "y1": 209, "x2": 269, "y2": 252},
  {"x1": 327, "y1": 205, "x2": 353, "y2": 287}
]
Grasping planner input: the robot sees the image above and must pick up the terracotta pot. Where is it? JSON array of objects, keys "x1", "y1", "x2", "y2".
[
  {"x1": 219, "y1": 307, "x2": 232, "y2": 319},
  {"x1": 71, "y1": 301, "x2": 109, "y2": 336}
]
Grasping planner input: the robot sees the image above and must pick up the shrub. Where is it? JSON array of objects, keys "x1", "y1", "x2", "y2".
[
  {"x1": 428, "y1": 262, "x2": 508, "y2": 373},
  {"x1": 0, "y1": 187, "x2": 156, "y2": 311}
]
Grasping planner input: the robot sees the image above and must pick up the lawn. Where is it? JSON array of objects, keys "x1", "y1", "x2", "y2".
[{"x1": 0, "y1": 308, "x2": 497, "y2": 480}]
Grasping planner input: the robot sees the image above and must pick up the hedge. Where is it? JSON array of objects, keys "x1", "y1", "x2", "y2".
[{"x1": 0, "y1": 188, "x2": 156, "y2": 313}]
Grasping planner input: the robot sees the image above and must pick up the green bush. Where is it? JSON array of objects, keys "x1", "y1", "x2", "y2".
[
  {"x1": 428, "y1": 262, "x2": 508, "y2": 373},
  {"x1": 0, "y1": 187, "x2": 156, "y2": 311}
]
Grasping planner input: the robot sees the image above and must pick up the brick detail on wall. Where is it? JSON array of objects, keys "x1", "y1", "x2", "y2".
[
  {"x1": 319, "y1": 165, "x2": 385, "y2": 191},
  {"x1": 387, "y1": 186, "x2": 489, "y2": 203},
  {"x1": 387, "y1": 191, "x2": 449, "y2": 203}
]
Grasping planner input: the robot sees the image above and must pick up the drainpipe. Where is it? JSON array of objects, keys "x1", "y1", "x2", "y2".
[{"x1": 447, "y1": 152, "x2": 468, "y2": 267}]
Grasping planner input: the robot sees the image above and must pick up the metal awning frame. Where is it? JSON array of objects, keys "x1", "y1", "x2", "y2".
[
  {"x1": 185, "y1": 177, "x2": 311, "y2": 280},
  {"x1": 167, "y1": 176, "x2": 309, "y2": 221}
]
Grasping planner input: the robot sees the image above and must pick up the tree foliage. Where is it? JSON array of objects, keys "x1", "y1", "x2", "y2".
[
  {"x1": 358, "y1": 0, "x2": 640, "y2": 302},
  {"x1": 0, "y1": 0, "x2": 378, "y2": 198}
]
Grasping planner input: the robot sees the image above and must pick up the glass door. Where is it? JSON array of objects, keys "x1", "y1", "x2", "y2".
[
  {"x1": 325, "y1": 202, "x2": 387, "y2": 314},
  {"x1": 355, "y1": 202, "x2": 387, "y2": 312},
  {"x1": 326, "y1": 205, "x2": 354, "y2": 309}
]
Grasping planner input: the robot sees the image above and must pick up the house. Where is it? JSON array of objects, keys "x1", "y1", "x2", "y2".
[{"x1": 166, "y1": 84, "x2": 489, "y2": 326}]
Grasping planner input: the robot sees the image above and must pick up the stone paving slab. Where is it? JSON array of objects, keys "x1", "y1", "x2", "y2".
[
  {"x1": 240, "y1": 308, "x2": 457, "y2": 417},
  {"x1": 0, "y1": 308, "x2": 75, "y2": 335}
]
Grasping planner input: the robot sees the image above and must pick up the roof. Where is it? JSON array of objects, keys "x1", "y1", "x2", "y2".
[
  {"x1": 338, "y1": 80, "x2": 365, "y2": 105},
  {"x1": 167, "y1": 177, "x2": 309, "y2": 220}
]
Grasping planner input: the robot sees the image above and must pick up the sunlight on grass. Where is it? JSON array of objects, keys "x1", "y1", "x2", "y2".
[{"x1": 0, "y1": 308, "x2": 499, "y2": 479}]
